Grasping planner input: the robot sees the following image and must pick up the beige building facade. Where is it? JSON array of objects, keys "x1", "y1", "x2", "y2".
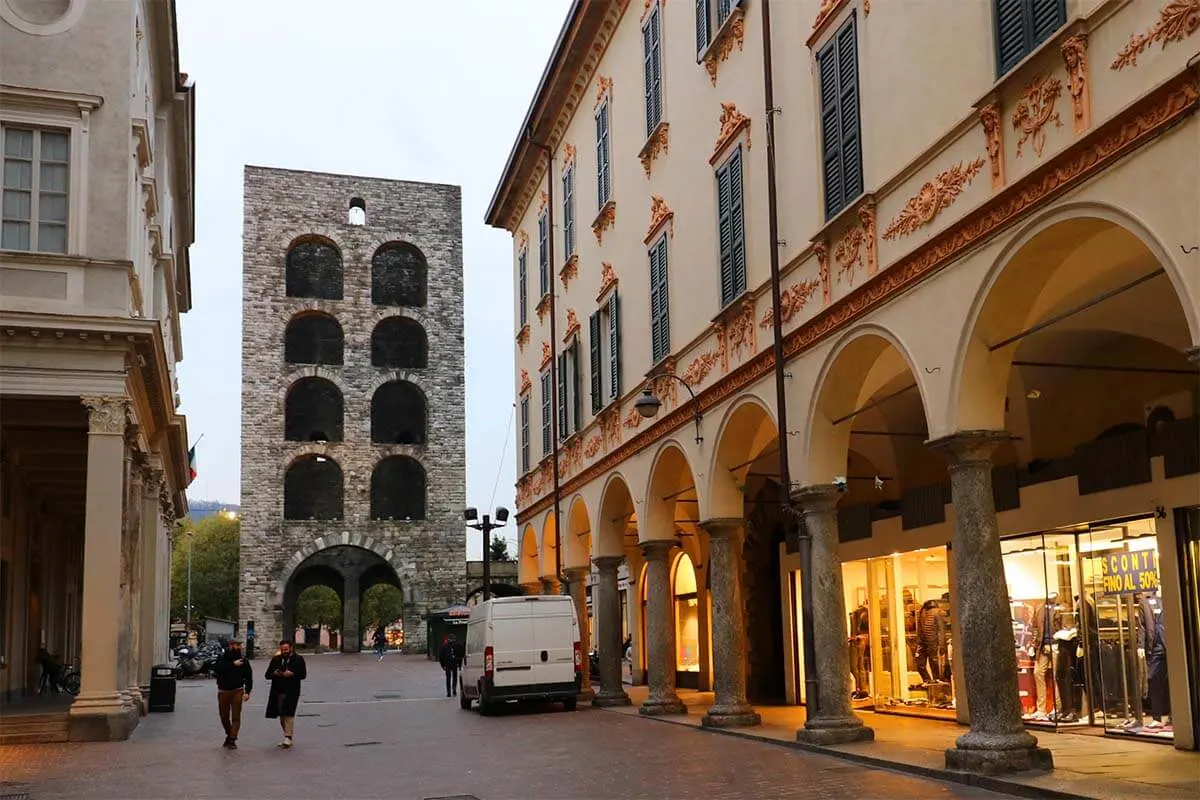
[
  {"x1": 488, "y1": 0, "x2": 1200, "y2": 772},
  {"x1": 0, "y1": 0, "x2": 195, "y2": 740}
]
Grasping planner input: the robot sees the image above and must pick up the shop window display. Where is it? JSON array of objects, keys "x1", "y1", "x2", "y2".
[
  {"x1": 841, "y1": 547, "x2": 954, "y2": 719},
  {"x1": 674, "y1": 553, "x2": 700, "y2": 688}
]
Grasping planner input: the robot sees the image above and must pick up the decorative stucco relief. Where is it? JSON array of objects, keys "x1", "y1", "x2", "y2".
[
  {"x1": 592, "y1": 201, "x2": 616, "y2": 245},
  {"x1": 516, "y1": 230, "x2": 529, "y2": 251},
  {"x1": 520, "y1": 369, "x2": 532, "y2": 395},
  {"x1": 1111, "y1": 0, "x2": 1199, "y2": 71},
  {"x1": 561, "y1": 437, "x2": 583, "y2": 476},
  {"x1": 882, "y1": 157, "x2": 985, "y2": 240},
  {"x1": 1062, "y1": 34, "x2": 1091, "y2": 134},
  {"x1": 816, "y1": 242, "x2": 831, "y2": 306},
  {"x1": 597, "y1": 262, "x2": 618, "y2": 302},
  {"x1": 759, "y1": 278, "x2": 821, "y2": 328},
  {"x1": 834, "y1": 227, "x2": 863, "y2": 285},
  {"x1": 559, "y1": 254, "x2": 579, "y2": 289},
  {"x1": 563, "y1": 308, "x2": 581, "y2": 342},
  {"x1": 703, "y1": 9, "x2": 746, "y2": 86},
  {"x1": 641, "y1": 0, "x2": 664, "y2": 22},
  {"x1": 595, "y1": 75, "x2": 613, "y2": 109},
  {"x1": 623, "y1": 406, "x2": 643, "y2": 429},
  {"x1": 536, "y1": 293, "x2": 552, "y2": 323},
  {"x1": 645, "y1": 195, "x2": 675, "y2": 244},
  {"x1": 638, "y1": 122, "x2": 670, "y2": 179},
  {"x1": 858, "y1": 201, "x2": 878, "y2": 276},
  {"x1": 585, "y1": 435, "x2": 604, "y2": 458},
  {"x1": 538, "y1": 191, "x2": 549, "y2": 214},
  {"x1": 82, "y1": 396, "x2": 129, "y2": 435},
  {"x1": 980, "y1": 102, "x2": 1005, "y2": 190},
  {"x1": 1012, "y1": 75, "x2": 1063, "y2": 158},
  {"x1": 718, "y1": 300, "x2": 757, "y2": 369},
  {"x1": 563, "y1": 143, "x2": 577, "y2": 169},
  {"x1": 540, "y1": 341, "x2": 552, "y2": 370},
  {"x1": 711, "y1": 102, "x2": 751, "y2": 164},
  {"x1": 682, "y1": 350, "x2": 721, "y2": 386},
  {"x1": 516, "y1": 324, "x2": 530, "y2": 351},
  {"x1": 600, "y1": 406, "x2": 622, "y2": 449}
]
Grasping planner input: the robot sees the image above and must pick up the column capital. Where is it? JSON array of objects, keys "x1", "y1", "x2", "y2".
[
  {"x1": 790, "y1": 483, "x2": 840, "y2": 514},
  {"x1": 81, "y1": 396, "x2": 130, "y2": 436},
  {"x1": 1186, "y1": 346, "x2": 1200, "y2": 364},
  {"x1": 639, "y1": 538, "x2": 678, "y2": 561},
  {"x1": 699, "y1": 517, "x2": 743, "y2": 539},
  {"x1": 591, "y1": 555, "x2": 624, "y2": 572},
  {"x1": 926, "y1": 430, "x2": 1009, "y2": 465},
  {"x1": 564, "y1": 565, "x2": 589, "y2": 581}
]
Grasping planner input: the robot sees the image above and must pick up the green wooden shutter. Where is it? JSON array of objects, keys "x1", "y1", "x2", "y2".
[
  {"x1": 520, "y1": 397, "x2": 530, "y2": 472},
  {"x1": 596, "y1": 102, "x2": 611, "y2": 209},
  {"x1": 541, "y1": 371, "x2": 551, "y2": 454},
  {"x1": 557, "y1": 351, "x2": 567, "y2": 439},
  {"x1": 650, "y1": 9, "x2": 663, "y2": 131},
  {"x1": 643, "y1": 16, "x2": 655, "y2": 136},
  {"x1": 696, "y1": 0, "x2": 711, "y2": 57},
  {"x1": 562, "y1": 164, "x2": 575, "y2": 255},
  {"x1": 650, "y1": 238, "x2": 670, "y2": 363},
  {"x1": 589, "y1": 311, "x2": 602, "y2": 413},
  {"x1": 1031, "y1": 0, "x2": 1066, "y2": 49},
  {"x1": 716, "y1": 157, "x2": 735, "y2": 306},
  {"x1": 608, "y1": 292, "x2": 621, "y2": 401},
  {"x1": 818, "y1": 38, "x2": 843, "y2": 219},
  {"x1": 728, "y1": 147, "x2": 746, "y2": 299},
  {"x1": 717, "y1": 0, "x2": 732, "y2": 25},
  {"x1": 538, "y1": 212, "x2": 549, "y2": 296},
  {"x1": 570, "y1": 340, "x2": 582, "y2": 433},
  {"x1": 836, "y1": 18, "x2": 863, "y2": 206},
  {"x1": 518, "y1": 252, "x2": 527, "y2": 327}
]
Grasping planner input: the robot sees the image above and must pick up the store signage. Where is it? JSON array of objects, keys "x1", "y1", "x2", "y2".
[{"x1": 1097, "y1": 549, "x2": 1159, "y2": 595}]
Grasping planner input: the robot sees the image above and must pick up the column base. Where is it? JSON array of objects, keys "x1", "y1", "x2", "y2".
[
  {"x1": 945, "y1": 745, "x2": 1054, "y2": 775},
  {"x1": 576, "y1": 687, "x2": 596, "y2": 703},
  {"x1": 796, "y1": 716, "x2": 875, "y2": 745},
  {"x1": 593, "y1": 688, "x2": 632, "y2": 707},
  {"x1": 702, "y1": 704, "x2": 761, "y2": 728},
  {"x1": 68, "y1": 693, "x2": 139, "y2": 741},
  {"x1": 639, "y1": 695, "x2": 687, "y2": 716}
]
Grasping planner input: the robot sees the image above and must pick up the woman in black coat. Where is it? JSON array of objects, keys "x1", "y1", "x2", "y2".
[{"x1": 264, "y1": 640, "x2": 307, "y2": 748}]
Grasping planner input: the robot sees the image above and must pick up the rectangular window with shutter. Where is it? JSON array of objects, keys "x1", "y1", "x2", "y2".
[
  {"x1": 562, "y1": 164, "x2": 576, "y2": 256},
  {"x1": 589, "y1": 293, "x2": 621, "y2": 412},
  {"x1": 607, "y1": 291, "x2": 622, "y2": 404},
  {"x1": 557, "y1": 351, "x2": 568, "y2": 440},
  {"x1": 696, "y1": 0, "x2": 739, "y2": 57},
  {"x1": 518, "y1": 251, "x2": 528, "y2": 327},
  {"x1": 540, "y1": 370, "x2": 552, "y2": 455},
  {"x1": 1, "y1": 126, "x2": 69, "y2": 253},
  {"x1": 649, "y1": 238, "x2": 671, "y2": 364},
  {"x1": 538, "y1": 211, "x2": 550, "y2": 297},
  {"x1": 817, "y1": 15, "x2": 863, "y2": 221},
  {"x1": 642, "y1": 4, "x2": 663, "y2": 138},
  {"x1": 993, "y1": 0, "x2": 1067, "y2": 77},
  {"x1": 715, "y1": 146, "x2": 747, "y2": 308},
  {"x1": 589, "y1": 311, "x2": 603, "y2": 413},
  {"x1": 570, "y1": 339, "x2": 581, "y2": 434},
  {"x1": 595, "y1": 100, "x2": 612, "y2": 209},
  {"x1": 520, "y1": 396, "x2": 530, "y2": 472}
]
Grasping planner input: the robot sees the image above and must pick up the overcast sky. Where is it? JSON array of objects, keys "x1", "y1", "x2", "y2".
[{"x1": 175, "y1": 0, "x2": 570, "y2": 558}]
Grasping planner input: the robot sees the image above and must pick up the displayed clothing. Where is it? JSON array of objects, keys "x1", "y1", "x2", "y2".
[
  {"x1": 914, "y1": 600, "x2": 949, "y2": 683},
  {"x1": 848, "y1": 604, "x2": 870, "y2": 696},
  {"x1": 1053, "y1": 632, "x2": 1079, "y2": 718},
  {"x1": 1146, "y1": 612, "x2": 1170, "y2": 721}
]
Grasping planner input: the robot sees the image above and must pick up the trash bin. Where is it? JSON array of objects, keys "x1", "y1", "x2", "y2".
[{"x1": 148, "y1": 664, "x2": 177, "y2": 712}]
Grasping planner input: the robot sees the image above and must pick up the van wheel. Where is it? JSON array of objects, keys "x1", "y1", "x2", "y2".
[
  {"x1": 563, "y1": 695, "x2": 578, "y2": 712},
  {"x1": 459, "y1": 690, "x2": 471, "y2": 710}
]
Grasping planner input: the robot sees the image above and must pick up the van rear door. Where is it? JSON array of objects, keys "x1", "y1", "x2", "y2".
[
  {"x1": 490, "y1": 601, "x2": 536, "y2": 689},
  {"x1": 528, "y1": 597, "x2": 577, "y2": 686}
]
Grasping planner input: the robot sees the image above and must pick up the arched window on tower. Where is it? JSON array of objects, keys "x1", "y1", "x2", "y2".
[
  {"x1": 371, "y1": 317, "x2": 428, "y2": 369},
  {"x1": 348, "y1": 197, "x2": 366, "y2": 226},
  {"x1": 370, "y1": 455, "x2": 426, "y2": 520},
  {"x1": 371, "y1": 242, "x2": 427, "y2": 307},
  {"x1": 371, "y1": 381, "x2": 426, "y2": 445},
  {"x1": 284, "y1": 455, "x2": 343, "y2": 520},
  {"x1": 284, "y1": 313, "x2": 344, "y2": 366},
  {"x1": 285, "y1": 377, "x2": 344, "y2": 442},
  {"x1": 286, "y1": 236, "x2": 343, "y2": 300}
]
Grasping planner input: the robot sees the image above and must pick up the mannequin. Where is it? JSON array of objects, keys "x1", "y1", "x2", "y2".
[
  {"x1": 915, "y1": 599, "x2": 949, "y2": 684},
  {"x1": 1028, "y1": 592, "x2": 1059, "y2": 719},
  {"x1": 1141, "y1": 595, "x2": 1170, "y2": 730},
  {"x1": 1051, "y1": 602, "x2": 1079, "y2": 722},
  {"x1": 848, "y1": 602, "x2": 870, "y2": 700}
]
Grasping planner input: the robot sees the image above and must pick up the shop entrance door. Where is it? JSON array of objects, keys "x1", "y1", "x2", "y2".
[{"x1": 1174, "y1": 507, "x2": 1200, "y2": 748}]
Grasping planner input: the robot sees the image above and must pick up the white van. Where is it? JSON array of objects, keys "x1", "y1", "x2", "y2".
[{"x1": 459, "y1": 595, "x2": 581, "y2": 714}]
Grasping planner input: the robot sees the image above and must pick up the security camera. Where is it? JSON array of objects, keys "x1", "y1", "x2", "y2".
[{"x1": 833, "y1": 476, "x2": 848, "y2": 492}]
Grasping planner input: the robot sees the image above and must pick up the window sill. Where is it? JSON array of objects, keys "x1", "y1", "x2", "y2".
[
  {"x1": 711, "y1": 290, "x2": 754, "y2": 325},
  {"x1": 699, "y1": 4, "x2": 747, "y2": 86},
  {"x1": 638, "y1": 121, "x2": 670, "y2": 180},
  {"x1": 972, "y1": 16, "x2": 1087, "y2": 109}
]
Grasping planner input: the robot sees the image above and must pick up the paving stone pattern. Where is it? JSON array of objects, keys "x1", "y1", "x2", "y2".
[
  {"x1": 240, "y1": 167, "x2": 466, "y2": 652},
  {"x1": 0, "y1": 655, "x2": 1016, "y2": 800}
]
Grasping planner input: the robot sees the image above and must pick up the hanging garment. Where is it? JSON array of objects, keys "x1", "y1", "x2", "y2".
[{"x1": 1147, "y1": 614, "x2": 1170, "y2": 721}]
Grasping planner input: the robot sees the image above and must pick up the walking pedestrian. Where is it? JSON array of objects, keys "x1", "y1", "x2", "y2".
[
  {"x1": 264, "y1": 640, "x2": 307, "y2": 749},
  {"x1": 439, "y1": 634, "x2": 463, "y2": 697},
  {"x1": 213, "y1": 639, "x2": 253, "y2": 749},
  {"x1": 373, "y1": 626, "x2": 388, "y2": 661}
]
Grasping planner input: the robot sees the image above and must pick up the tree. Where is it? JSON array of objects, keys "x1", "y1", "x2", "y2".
[
  {"x1": 170, "y1": 512, "x2": 239, "y2": 622},
  {"x1": 294, "y1": 585, "x2": 341, "y2": 632},
  {"x1": 360, "y1": 583, "x2": 405, "y2": 629},
  {"x1": 489, "y1": 536, "x2": 513, "y2": 562}
]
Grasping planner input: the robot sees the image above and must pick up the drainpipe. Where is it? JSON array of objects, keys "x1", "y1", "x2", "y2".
[
  {"x1": 760, "y1": 0, "x2": 819, "y2": 711},
  {"x1": 526, "y1": 131, "x2": 567, "y2": 596}
]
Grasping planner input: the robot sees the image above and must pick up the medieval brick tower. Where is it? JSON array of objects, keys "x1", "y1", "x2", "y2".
[{"x1": 239, "y1": 166, "x2": 465, "y2": 654}]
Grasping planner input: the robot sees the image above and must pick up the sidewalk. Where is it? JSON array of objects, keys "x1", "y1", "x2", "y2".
[{"x1": 596, "y1": 687, "x2": 1199, "y2": 800}]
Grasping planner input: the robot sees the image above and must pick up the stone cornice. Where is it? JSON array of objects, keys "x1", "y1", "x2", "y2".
[{"x1": 514, "y1": 66, "x2": 1200, "y2": 524}]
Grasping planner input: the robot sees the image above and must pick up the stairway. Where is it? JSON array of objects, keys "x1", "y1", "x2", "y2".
[{"x1": 0, "y1": 711, "x2": 70, "y2": 745}]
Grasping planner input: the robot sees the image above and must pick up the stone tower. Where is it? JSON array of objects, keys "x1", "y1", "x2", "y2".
[{"x1": 239, "y1": 166, "x2": 465, "y2": 654}]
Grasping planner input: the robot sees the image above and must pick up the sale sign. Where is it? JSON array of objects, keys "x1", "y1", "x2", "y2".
[{"x1": 1096, "y1": 548, "x2": 1159, "y2": 595}]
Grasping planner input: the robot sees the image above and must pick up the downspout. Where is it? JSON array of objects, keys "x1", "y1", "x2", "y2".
[
  {"x1": 760, "y1": 0, "x2": 819, "y2": 711},
  {"x1": 526, "y1": 131, "x2": 567, "y2": 596}
]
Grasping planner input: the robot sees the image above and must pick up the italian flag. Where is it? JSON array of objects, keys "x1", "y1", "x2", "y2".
[{"x1": 188, "y1": 445, "x2": 197, "y2": 484}]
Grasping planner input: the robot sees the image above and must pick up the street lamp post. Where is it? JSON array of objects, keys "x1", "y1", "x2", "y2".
[
  {"x1": 633, "y1": 374, "x2": 703, "y2": 444},
  {"x1": 185, "y1": 529, "x2": 194, "y2": 634},
  {"x1": 465, "y1": 506, "x2": 510, "y2": 602}
]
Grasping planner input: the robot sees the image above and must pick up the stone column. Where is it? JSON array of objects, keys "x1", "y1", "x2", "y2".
[
  {"x1": 929, "y1": 431, "x2": 1052, "y2": 774},
  {"x1": 591, "y1": 555, "x2": 631, "y2": 706},
  {"x1": 70, "y1": 396, "x2": 138, "y2": 740},
  {"x1": 564, "y1": 566, "x2": 595, "y2": 701},
  {"x1": 123, "y1": 450, "x2": 145, "y2": 713},
  {"x1": 700, "y1": 519, "x2": 761, "y2": 728},
  {"x1": 638, "y1": 539, "x2": 685, "y2": 715},
  {"x1": 792, "y1": 485, "x2": 874, "y2": 745},
  {"x1": 341, "y1": 572, "x2": 361, "y2": 653},
  {"x1": 137, "y1": 460, "x2": 164, "y2": 695},
  {"x1": 540, "y1": 576, "x2": 562, "y2": 595},
  {"x1": 520, "y1": 581, "x2": 541, "y2": 596}
]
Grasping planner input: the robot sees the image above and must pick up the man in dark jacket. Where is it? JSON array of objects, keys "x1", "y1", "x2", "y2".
[
  {"x1": 438, "y1": 634, "x2": 464, "y2": 698},
  {"x1": 264, "y1": 640, "x2": 307, "y2": 748},
  {"x1": 212, "y1": 640, "x2": 253, "y2": 749}
]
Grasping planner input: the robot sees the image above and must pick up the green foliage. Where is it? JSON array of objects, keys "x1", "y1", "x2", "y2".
[
  {"x1": 489, "y1": 536, "x2": 513, "y2": 562},
  {"x1": 360, "y1": 583, "x2": 405, "y2": 629},
  {"x1": 170, "y1": 513, "x2": 239, "y2": 622},
  {"x1": 295, "y1": 585, "x2": 342, "y2": 632}
]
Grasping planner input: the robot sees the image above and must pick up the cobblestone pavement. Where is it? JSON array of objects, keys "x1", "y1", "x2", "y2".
[{"x1": 0, "y1": 654, "x2": 1016, "y2": 800}]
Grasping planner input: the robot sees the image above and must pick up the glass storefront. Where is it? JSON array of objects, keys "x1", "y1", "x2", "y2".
[
  {"x1": 841, "y1": 546, "x2": 955, "y2": 720},
  {"x1": 1001, "y1": 517, "x2": 1174, "y2": 741},
  {"x1": 674, "y1": 553, "x2": 700, "y2": 689}
]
